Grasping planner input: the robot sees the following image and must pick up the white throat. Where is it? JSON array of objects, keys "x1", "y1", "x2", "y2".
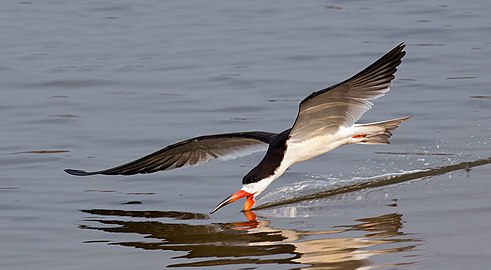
[{"x1": 241, "y1": 160, "x2": 291, "y2": 197}]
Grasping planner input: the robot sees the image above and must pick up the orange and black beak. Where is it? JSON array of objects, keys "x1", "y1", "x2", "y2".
[{"x1": 210, "y1": 190, "x2": 255, "y2": 214}]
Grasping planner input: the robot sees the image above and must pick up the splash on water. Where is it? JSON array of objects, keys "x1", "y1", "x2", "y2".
[
  {"x1": 258, "y1": 169, "x2": 425, "y2": 207},
  {"x1": 254, "y1": 157, "x2": 491, "y2": 211}
]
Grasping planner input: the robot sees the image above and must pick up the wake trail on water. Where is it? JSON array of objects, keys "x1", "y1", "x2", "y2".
[{"x1": 253, "y1": 157, "x2": 491, "y2": 210}]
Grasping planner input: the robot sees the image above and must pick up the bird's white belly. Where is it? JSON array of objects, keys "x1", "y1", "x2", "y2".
[
  {"x1": 284, "y1": 136, "x2": 339, "y2": 165},
  {"x1": 283, "y1": 127, "x2": 355, "y2": 166}
]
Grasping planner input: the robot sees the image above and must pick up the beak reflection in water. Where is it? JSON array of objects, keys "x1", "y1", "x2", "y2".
[{"x1": 80, "y1": 208, "x2": 421, "y2": 269}]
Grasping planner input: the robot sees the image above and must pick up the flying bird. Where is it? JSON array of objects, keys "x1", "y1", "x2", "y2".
[{"x1": 65, "y1": 43, "x2": 409, "y2": 214}]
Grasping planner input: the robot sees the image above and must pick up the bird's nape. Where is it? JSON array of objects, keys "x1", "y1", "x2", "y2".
[{"x1": 210, "y1": 190, "x2": 255, "y2": 214}]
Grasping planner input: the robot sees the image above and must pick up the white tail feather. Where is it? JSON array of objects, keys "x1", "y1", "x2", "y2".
[{"x1": 352, "y1": 116, "x2": 411, "y2": 144}]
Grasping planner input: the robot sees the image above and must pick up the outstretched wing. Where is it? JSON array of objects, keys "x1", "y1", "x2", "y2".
[
  {"x1": 288, "y1": 43, "x2": 406, "y2": 143},
  {"x1": 65, "y1": 131, "x2": 276, "y2": 176}
]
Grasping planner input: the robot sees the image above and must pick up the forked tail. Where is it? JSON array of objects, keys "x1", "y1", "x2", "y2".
[{"x1": 352, "y1": 116, "x2": 411, "y2": 144}]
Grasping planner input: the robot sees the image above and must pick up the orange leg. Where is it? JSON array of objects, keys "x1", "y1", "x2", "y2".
[
  {"x1": 352, "y1": 134, "x2": 367, "y2": 139},
  {"x1": 243, "y1": 195, "x2": 255, "y2": 211}
]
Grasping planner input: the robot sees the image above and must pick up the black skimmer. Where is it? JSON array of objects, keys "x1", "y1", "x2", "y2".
[{"x1": 65, "y1": 43, "x2": 409, "y2": 214}]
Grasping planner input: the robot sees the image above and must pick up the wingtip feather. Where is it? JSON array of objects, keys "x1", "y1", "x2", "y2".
[{"x1": 64, "y1": 169, "x2": 95, "y2": 176}]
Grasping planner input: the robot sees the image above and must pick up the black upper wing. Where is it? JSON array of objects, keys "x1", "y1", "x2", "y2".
[{"x1": 65, "y1": 131, "x2": 276, "y2": 176}]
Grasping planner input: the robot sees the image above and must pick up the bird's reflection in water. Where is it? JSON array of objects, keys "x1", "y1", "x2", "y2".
[{"x1": 80, "y1": 209, "x2": 421, "y2": 269}]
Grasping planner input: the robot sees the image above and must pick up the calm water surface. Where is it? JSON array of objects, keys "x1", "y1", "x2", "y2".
[{"x1": 1, "y1": 0, "x2": 491, "y2": 269}]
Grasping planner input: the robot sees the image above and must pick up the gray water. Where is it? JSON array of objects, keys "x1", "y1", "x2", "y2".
[{"x1": 1, "y1": 0, "x2": 491, "y2": 269}]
